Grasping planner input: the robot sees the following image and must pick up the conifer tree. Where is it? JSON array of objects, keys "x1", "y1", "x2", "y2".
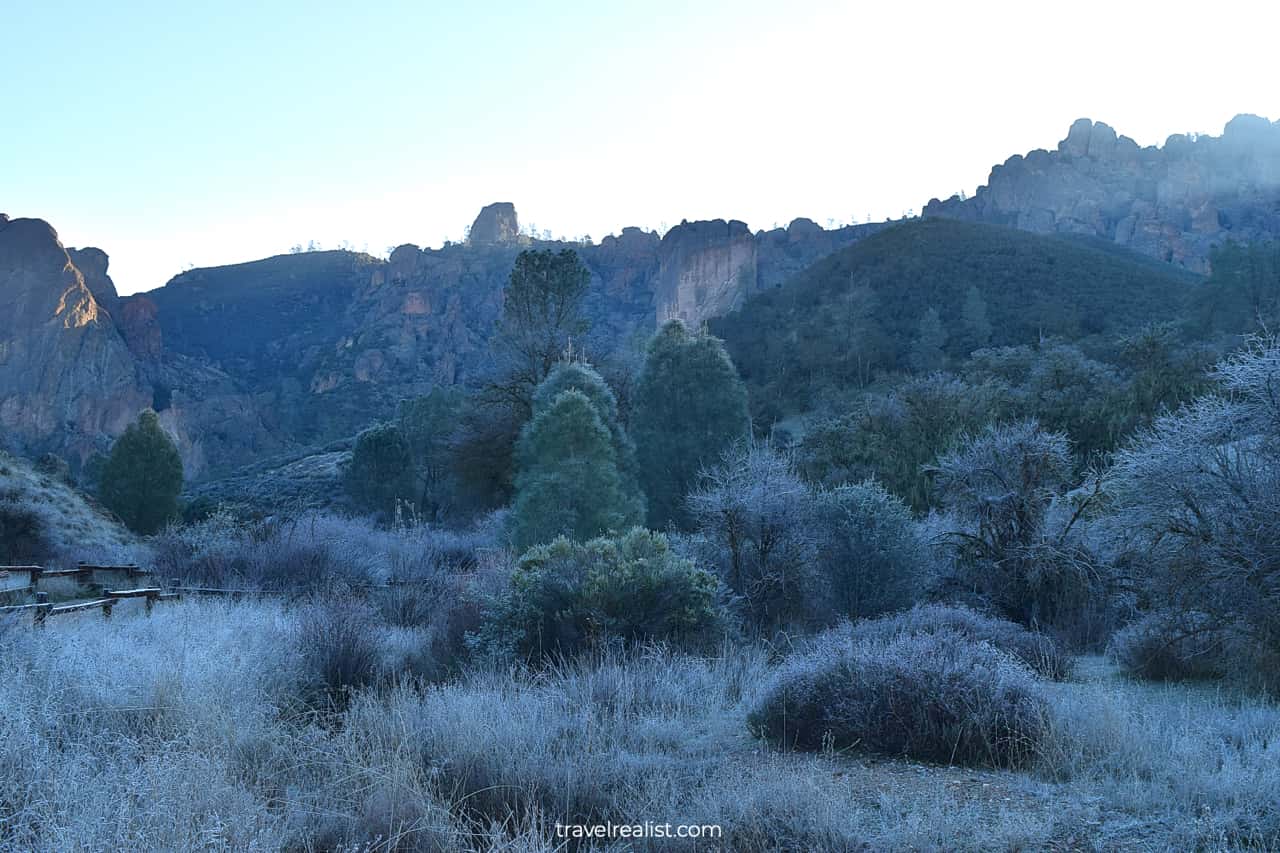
[
  {"x1": 345, "y1": 422, "x2": 416, "y2": 516},
  {"x1": 632, "y1": 320, "x2": 750, "y2": 529},
  {"x1": 99, "y1": 409, "x2": 184, "y2": 534},
  {"x1": 512, "y1": 389, "x2": 640, "y2": 550},
  {"x1": 959, "y1": 285, "x2": 993, "y2": 353},
  {"x1": 911, "y1": 306, "x2": 948, "y2": 373}
]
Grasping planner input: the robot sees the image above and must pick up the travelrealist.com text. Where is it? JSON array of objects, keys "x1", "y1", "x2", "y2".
[{"x1": 554, "y1": 822, "x2": 723, "y2": 840}]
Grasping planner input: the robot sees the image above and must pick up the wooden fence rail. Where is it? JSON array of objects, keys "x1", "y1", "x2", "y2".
[{"x1": 0, "y1": 564, "x2": 179, "y2": 625}]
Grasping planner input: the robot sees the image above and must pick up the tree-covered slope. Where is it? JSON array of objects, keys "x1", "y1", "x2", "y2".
[{"x1": 711, "y1": 218, "x2": 1202, "y2": 419}]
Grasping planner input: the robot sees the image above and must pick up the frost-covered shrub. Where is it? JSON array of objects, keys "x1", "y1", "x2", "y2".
[
  {"x1": 1104, "y1": 335, "x2": 1280, "y2": 688},
  {"x1": 749, "y1": 629, "x2": 1050, "y2": 768},
  {"x1": 813, "y1": 482, "x2": 928, "y2": 620},
  {"x1": 1108, "y1": 612, "x2": 1231, "y2": 683},
  {"x1": 689, "y1": 443, "x2": 822, "y2": 633},
  {"x1": 297, "y1": 598, "x2": 385, "y2": 702},
  {"x1": 480, "y1": 528, "x2": 720, "y2": 661},
  {"x1": 848, "y1": 604, "x2": 1072, "y2": 680}
]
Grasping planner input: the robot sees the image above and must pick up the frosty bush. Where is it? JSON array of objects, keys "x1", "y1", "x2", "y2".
[
  {"x1": 848, "y1": 603, "x2": 1071, "y2": 680},
  {"x1": 749, "y1": 629, "x2": 1049, "y2": 768}
]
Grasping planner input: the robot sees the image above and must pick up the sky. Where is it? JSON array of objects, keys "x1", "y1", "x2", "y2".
[{"x1": 4, "y1": 0, "x2": 1278, "y2": 295}]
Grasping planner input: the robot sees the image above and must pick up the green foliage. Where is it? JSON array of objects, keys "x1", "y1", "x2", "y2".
[
  {"x1": 814, "y1": 482, "x2": 926, "y2": 620},
  {"x1": 99, "y1": 409, "x2": 184, "y2": 534},
  {"x1": 490, "y1": 248, "x2": 592, "y2": 417},
  {"x1": 482, "y1": 528, "x2": 720, "y2": 660},
  {"x1": 910, "y1": 307, "x2": 948, "y2": 373},
  {"x1": 957, "y1": 285, "x2": 993, "y2": 354},
  {"x1": 344, "y1": 422, "x2": 416, "y2": 517},
  {"x1": 511, "y1": 389, "x2": 642, "y2": 551},
  {"x1": 633, "y1": 320, "x2": 750, "y2": 529},
  {"x1": 532, "y1": 361, "x2": 644, "y2": 513},
  {"x1": 965, "y1": 342, "x2": 1125, "y2": 460},
  {"x1": 397, "y1": 387, "x2": 464, "y2": 520},
  {"x1": 1196, "y1": 240, "x2": 1280, "y2": 335},
  {"x1": 712, "y1": 218, "x2": 1199, "y2": 419},
  {"x1": 798, "y1": 374, "x2": 1001, "y2": 510}
]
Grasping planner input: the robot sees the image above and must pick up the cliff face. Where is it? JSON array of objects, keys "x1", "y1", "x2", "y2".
[
  {"x1": 0, "y1": 217, "x2": 150, "y2": 464},
  {"x1": 924, "y1": 114, "x2": 1280, "y2": 272}
]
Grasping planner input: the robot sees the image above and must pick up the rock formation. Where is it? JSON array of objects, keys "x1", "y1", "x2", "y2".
[
  {"x1": 923, "y1": 114, "x2": 1280, "y2": 272},
  {"x1": 468, "y1": 202, "x2": 521, "y2": 245},
  {"x1": 0, "y1": 217, "x2": 150, "y2": 464}
]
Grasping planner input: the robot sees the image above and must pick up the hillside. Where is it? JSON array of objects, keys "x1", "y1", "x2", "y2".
[
  {"x1": 711, "y1": 218, "x2": 1202, "y2": 418},
  {"x1": 0, "y1": 452, "x2": 137, "y2": 566}
]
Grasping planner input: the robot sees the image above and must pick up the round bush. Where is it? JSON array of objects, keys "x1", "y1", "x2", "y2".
[
  {"x1": 848, "y1": 603, "x2": 1072, "y2": 680},
  {"x1": 1108, "y1": 611, "x2": 1228, "y2": 683},
  {"x1": 483, "y1": 528, "x2": 720, "y2": 661},
  {"x1": 749, "y1": 630, "x2": 1050, "y2": 768}
]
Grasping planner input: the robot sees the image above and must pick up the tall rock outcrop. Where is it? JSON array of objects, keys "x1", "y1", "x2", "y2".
[
  {"x1": 924, "y1": 114, "x2": 1280, "y2": 272},
  {"x1": 0, "y1": 217, "x2": 149, "y2": 463},
  {"x1": 67, "y1": 247, "x2": 119, "y2": 309},
  {"x1": 468, "y1": 202, "x2": 521, "y2": 245},
  {"x1": 656, "y1": 219, "x2": 758, "y2": 325}
]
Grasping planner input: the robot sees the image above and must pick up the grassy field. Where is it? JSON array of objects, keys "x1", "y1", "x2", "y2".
[{"x1": 3, "y1": 598, "x2": 1278, "y2": 852}]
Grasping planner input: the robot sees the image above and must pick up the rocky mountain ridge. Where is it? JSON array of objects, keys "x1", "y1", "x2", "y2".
[
  {"x1": 0, "y1": 204, "x2": 881, "y2": 478},
  {"x1": 924, "y1": 114, "x2": 1280, "y2": 271}
]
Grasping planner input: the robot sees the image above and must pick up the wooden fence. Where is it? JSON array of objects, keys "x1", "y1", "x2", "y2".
[{"x1": 0, "y1": 563, "x2": 179, "y2": 625}]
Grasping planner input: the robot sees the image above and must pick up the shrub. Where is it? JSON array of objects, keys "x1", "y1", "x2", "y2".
[
  {"x1": 848, "y1": 604, "x2": 1072, "y2": 680},
  {"x1": 481, "y1": 528, "x2": 720, "y2": 661},
  {"x1": 813, "y1": 482, "x2": 927, "y2": 620},
  {"x1": 0, "y1": 498, "x2": 51, "y2": 564},
  {"x1": 749, "y1": 629, "x2": 1050, "y2": 768},
  {"x1": 688, "y1": 443, "x2": 821, "y2": 634},
  {"x1": 1107, "y1": 611, "x2": 1231, "y2": 683},
  {"x1": 297, "y1": 598, "x2": 384, "y2": 702}
]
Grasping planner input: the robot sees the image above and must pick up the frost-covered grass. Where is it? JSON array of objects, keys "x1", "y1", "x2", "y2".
[
  {"x1": 0, "y1": 450, "x2": 140, "y2": 567},
  {"x1": 3, "y1": 601, "x2": 1280, "y2": 851}
]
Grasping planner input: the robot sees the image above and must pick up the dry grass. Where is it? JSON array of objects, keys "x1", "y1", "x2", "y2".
[
  {"x1": 4, "y1": 597, "x2": 1280, "y2": 851},
  {"x1": 0, "y1": 451, "x2": 140, "y2": 567}
]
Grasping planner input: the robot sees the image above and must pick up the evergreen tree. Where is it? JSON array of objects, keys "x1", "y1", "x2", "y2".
[
  {"x1": 910, "y1": 307, "x2": 948, "y2": 372},
  {"x1": 398, "y1": 387, "x2": 464, "y2": 520},
  {"x1": 489, "y1": 248, "x2": 591, "y2": 417},
  {"x1": 532, "y1": 361, "x2": 644, "y2": 519},
  {"x1": 959, "y1": 285, "x2": 993, "y2": 353},
  {"x1": 632, "y1": 320, "x2": 750, "y2": 529},
  {"x1": 99, "y1": 409, "x2": 184, "y2": 534},
  {"x1": 345, "y1": 422, "x2": 416, "y2": 516},
  {"x1": 511, "y1": 389, "x2": 640, "y2": 550}
]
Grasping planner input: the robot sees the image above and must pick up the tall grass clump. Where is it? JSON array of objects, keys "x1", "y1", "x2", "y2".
[{"x1": 750, "y1": 629, "x2": 1050, "y2": 768}]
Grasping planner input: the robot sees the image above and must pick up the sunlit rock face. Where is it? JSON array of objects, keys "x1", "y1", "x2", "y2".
[
  {"x1": 924, "y1": 115, "x2": 1280, "y2": 272},
  {"x1": 0, "y1": 217, "x2": 149, "y2": 464}
]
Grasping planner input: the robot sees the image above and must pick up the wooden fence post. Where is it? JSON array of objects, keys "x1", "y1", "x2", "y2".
[{"x1": 35, "y1": 592, "x2": 50, "y2": 626}]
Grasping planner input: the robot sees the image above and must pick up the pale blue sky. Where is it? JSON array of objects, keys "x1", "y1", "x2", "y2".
[{"x1": 4, "y1": 0, "x2": 1276, "y2": 293}]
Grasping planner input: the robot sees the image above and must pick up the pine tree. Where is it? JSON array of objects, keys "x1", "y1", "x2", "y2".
[
  {"x1": 632, "y1": 320, "x2": 750, "y2": 529},
  {"x1": 512, "y1": 389, "x2": 640, "y2": 550},
  {"x1": 910, "y1": 307, "x2": 948, "y2": 373},
  {"x1": 345, "y1": 422, "x2": 416, "y2": 516},
  {"x1": 959, "y1": 285, "x2": 993, "y2": 354},
  {"x1": 99, "y1": 409, "x2": 184, "y2": 534},
  {"x1": 532, "y1": 361, "x2": 645, "y2": 519}
]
